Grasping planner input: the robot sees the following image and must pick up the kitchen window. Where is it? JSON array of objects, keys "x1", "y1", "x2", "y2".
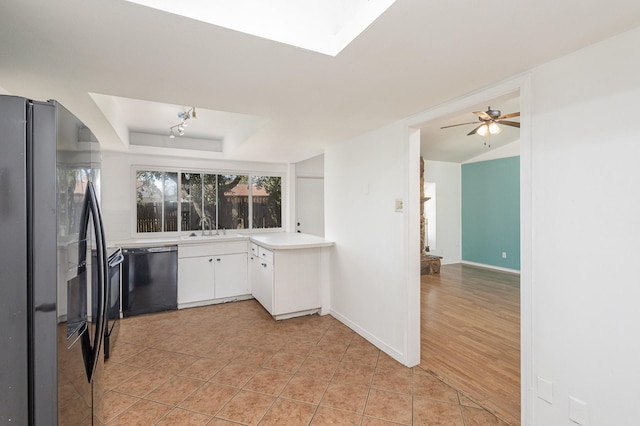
[
  {"x1": 180, "y1": 172, "x2": 217, "y2": 231},
  {"x1": 251, "y1": 175, "x2": 282, "y2": 229},
  {"x1": 135, "y1": 171, "x2": 178, "y2": 232},
  {"x1": 135, "y1": 169, "x2": 282, "y2": 234},
  {"x1": 217, "y1": 174, "x2": 250, "y2": 230}
]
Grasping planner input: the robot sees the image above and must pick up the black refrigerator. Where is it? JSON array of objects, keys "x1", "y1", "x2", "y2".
[{"x1": 0, "y1": 95, "x2": 108, "y2": 425}]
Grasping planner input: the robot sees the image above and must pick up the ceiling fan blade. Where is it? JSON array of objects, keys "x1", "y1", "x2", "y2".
[
  {"x1": 440, "y1": 121, "x2": 479, "y2": 129},
  {"x1": 497, "y1": 120, "x2": 520, "y2": 128},
  {"x1": 473, "y1": 110, "x2": 492, "y2": 120},
  {"x1": 467, "y1": 124, "x2": 485, "y2": 136},
  {"x1": 498, "y1": 112, "x2": 520, "y2": 119}
]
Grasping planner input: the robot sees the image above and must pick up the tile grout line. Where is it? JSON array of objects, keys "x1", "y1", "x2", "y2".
[{"x1": 109, "y1": 301, "x2": 509, "y2": 425}]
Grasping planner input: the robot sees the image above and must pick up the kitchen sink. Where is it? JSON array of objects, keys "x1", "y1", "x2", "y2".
[{"x1": 179, "y1": 233, "x2": 246, "y2": 242}]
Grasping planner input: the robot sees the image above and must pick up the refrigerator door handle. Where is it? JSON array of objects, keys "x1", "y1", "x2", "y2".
[
  {"x1": 34, "y1": 303, "x2": 56, "y2": 312},
  {"x1": 109, "y1": 251, "x2": 124, "y2": 267},
  {"x1": 77, "y1": 182, "x2": 108, "y2": 383}
]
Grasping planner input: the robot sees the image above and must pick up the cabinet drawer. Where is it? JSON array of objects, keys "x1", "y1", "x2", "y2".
[
  {"x1": 179, "y1": 241, "x2": 248, "y2": 258},
  {"x1": 258, "y1": 246, "x2": 273, "y2": 264},
  {"x1": 250, "y1": 243, "x2": 259, "y2": 256}
]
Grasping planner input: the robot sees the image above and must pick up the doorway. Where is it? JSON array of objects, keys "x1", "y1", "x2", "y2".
[
  {"x1": 421, "y1": 264, "x2": 520, "y2": 424},
  {"x1": 409, "y1": 80, "x2": 531, "y2": 424}
]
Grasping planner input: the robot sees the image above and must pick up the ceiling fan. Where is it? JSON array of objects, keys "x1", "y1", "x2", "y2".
[{"x1": 440, "y1": 106, "x2": 520, "y2": 136}]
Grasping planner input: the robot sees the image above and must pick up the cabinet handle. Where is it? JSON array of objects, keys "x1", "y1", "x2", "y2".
[
  {"x1": 261, "y1": 263, "x2": 267, "y2": 267},
  {"x1": 216, "y1": 258, "x2": 221, "y2": 262},
  {"x1": 209, "y1": 258, "x2": 213, "y2": 262}
]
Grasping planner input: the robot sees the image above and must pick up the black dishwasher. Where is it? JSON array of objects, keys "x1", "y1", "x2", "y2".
[{"x1": 122, "y1": 245, "x2": 178, "y2": 317}]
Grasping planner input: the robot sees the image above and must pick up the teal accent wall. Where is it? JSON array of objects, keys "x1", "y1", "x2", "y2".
[{"x1": 461, "y1": 156, "x2": 520, "y2": 270}]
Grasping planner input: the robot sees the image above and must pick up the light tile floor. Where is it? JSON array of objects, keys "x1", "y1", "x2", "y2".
[{"x1": 105, "y1": 300, "x2": 510, "y2": 425}]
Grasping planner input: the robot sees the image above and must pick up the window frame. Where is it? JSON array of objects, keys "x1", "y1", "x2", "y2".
[{"x1": 132, "y1": 166, "x2": 285, "y2": 237}]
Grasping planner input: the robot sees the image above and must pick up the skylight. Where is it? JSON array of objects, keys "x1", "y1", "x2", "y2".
[{"x1": 125, "y1": 0, "x2": 396, "y2": 56}]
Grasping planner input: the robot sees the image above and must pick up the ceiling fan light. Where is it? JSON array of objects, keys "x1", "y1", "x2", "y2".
[
  {"x1": 489, "y1": 122, "x2": 502, "y2": 135},
  {"x1": 477, "y1": 124, "x2": 489, "y2": 137}
]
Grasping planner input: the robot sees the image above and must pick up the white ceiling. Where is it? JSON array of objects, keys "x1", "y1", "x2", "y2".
[{"x1": 1, "y1": 1, "x2": 640, "y2": 163}]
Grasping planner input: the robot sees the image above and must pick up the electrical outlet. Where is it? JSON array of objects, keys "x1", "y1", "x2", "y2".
[
  {"x1": 395, "y1": 199, "x2": 403, "y2": 212},
  {"x1": 569, "y1": 397, "x2": 588, "y2": 425},
  {"x1": 502, "y1": 252, "x2": 507, "y2": 259},
  {"x1": 536, "y1": 377, "x2": 553, "y2": 404}
]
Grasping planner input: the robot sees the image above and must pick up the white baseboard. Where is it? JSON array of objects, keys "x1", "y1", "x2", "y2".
[
  {"x1": 329, "y1": 309, "x2": 408, "y2": 367},
  {"x1": 460, "y1": 260, "x2": 521, "y2": 275},
  {"x1": 178, "y1": 294, "x2": 253, "y2": 310}
]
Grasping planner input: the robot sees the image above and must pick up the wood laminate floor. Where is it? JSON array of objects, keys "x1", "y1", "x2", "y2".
[{"x1": 420, "y1": 263, "x2": 521, "y2": 425}]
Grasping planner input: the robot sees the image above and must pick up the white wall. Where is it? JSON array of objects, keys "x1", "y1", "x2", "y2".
[
  {"x1": 100, "y1": 151, "x2": 287, "y2": 242},
  {"x1": 295, "y1": 154, "x2": 324, "y2": 177},
  {"x1": 423, "y1": 160, "x2": 461, "y2": 263},
  {"x1": 325, "y1": 121, "x2": 417, "y2": 365},
  {"x1": 422, "y1": 144, "x2": 518, "y2": 266},
  {"x1": 529, "y1": 27, "x2": 640, "y2": 425},
  {"x1": 324, "y1": 24, "x2": 640, "y2": 423},
  {"x1": 463, "y1": 140, "x2": 520, "y2": 164}
]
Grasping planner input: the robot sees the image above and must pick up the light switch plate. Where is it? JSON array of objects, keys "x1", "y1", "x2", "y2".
[{"x1": 395, "y1": 199, "x2": 403, "y2": 212}]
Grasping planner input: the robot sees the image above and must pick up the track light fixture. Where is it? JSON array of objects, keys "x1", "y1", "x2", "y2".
[{"x1": 169, "y1": 107, "x2": 196, "y2": 138}]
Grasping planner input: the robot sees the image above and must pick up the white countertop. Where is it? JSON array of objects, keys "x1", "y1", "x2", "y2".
[
  {"x1": 109, "y1": 232, "x2": 333, "y2": 250},
  {"x1": 111, "y1": 234, "x2": 249, "y2": 248},
  {"x1": 250, "y1": 233, "x2": 334, "y2": 250}
]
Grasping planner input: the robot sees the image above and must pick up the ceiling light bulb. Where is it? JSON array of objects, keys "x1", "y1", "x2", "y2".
[
  {"x1": 178, "y1": 129, "x2": 185, "y2": 136},
  {"x1": 169, "y1": 131, "x2": 175, "y2": 139},
  {"x1": 477, "y1": 124, "x2": 489, "y2": 137},
  {"x1": 488, "y1": 122, "x2": 502, "y2": 135},
  {"x1": 178, "y1": 125, "x2": 184, "y2": 132}
]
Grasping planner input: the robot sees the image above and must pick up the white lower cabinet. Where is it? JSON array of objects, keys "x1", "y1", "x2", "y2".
[
  {"x1": 178, "y1": 256, "x2": 214, "y2": 304},
  {"x1": 250, "y1": 244, "x2": 322, "y2": 319},
  {"x1": 178, "y1": 241, "x2": 249, "y2": 308},
  {"x1": 177, "y1": 237, "x2": 328, "y2": 316},
  {"x1": 214, "y1": 253, "x2": 249, "y2": 299},
  {"x1": 250, "y1": 251, "x2": 273, "y2": 313}
]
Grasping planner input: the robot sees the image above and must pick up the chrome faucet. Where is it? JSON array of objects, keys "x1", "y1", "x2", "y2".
[{"x1": 199, "y1": 217, "x2": 212, "y2": 236}]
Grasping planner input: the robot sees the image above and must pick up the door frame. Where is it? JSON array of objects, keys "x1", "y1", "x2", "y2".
[{"x1": 404, "y1": 73, "x2": 533, "y2": 425}]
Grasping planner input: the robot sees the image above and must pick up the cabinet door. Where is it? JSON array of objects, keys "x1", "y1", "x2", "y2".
[
  {"x1": 178, "y1": 256, "x2": 214, "y2": 304},
  {"x1": 272, "y1": 249, "x2": 321, "y2": 315},
  {"x1": 214, "y1": 253, "x2": 249, "y2": 299},
  {"x1": 250, "y1": 255, "x2": 273, "y2": 314}
]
